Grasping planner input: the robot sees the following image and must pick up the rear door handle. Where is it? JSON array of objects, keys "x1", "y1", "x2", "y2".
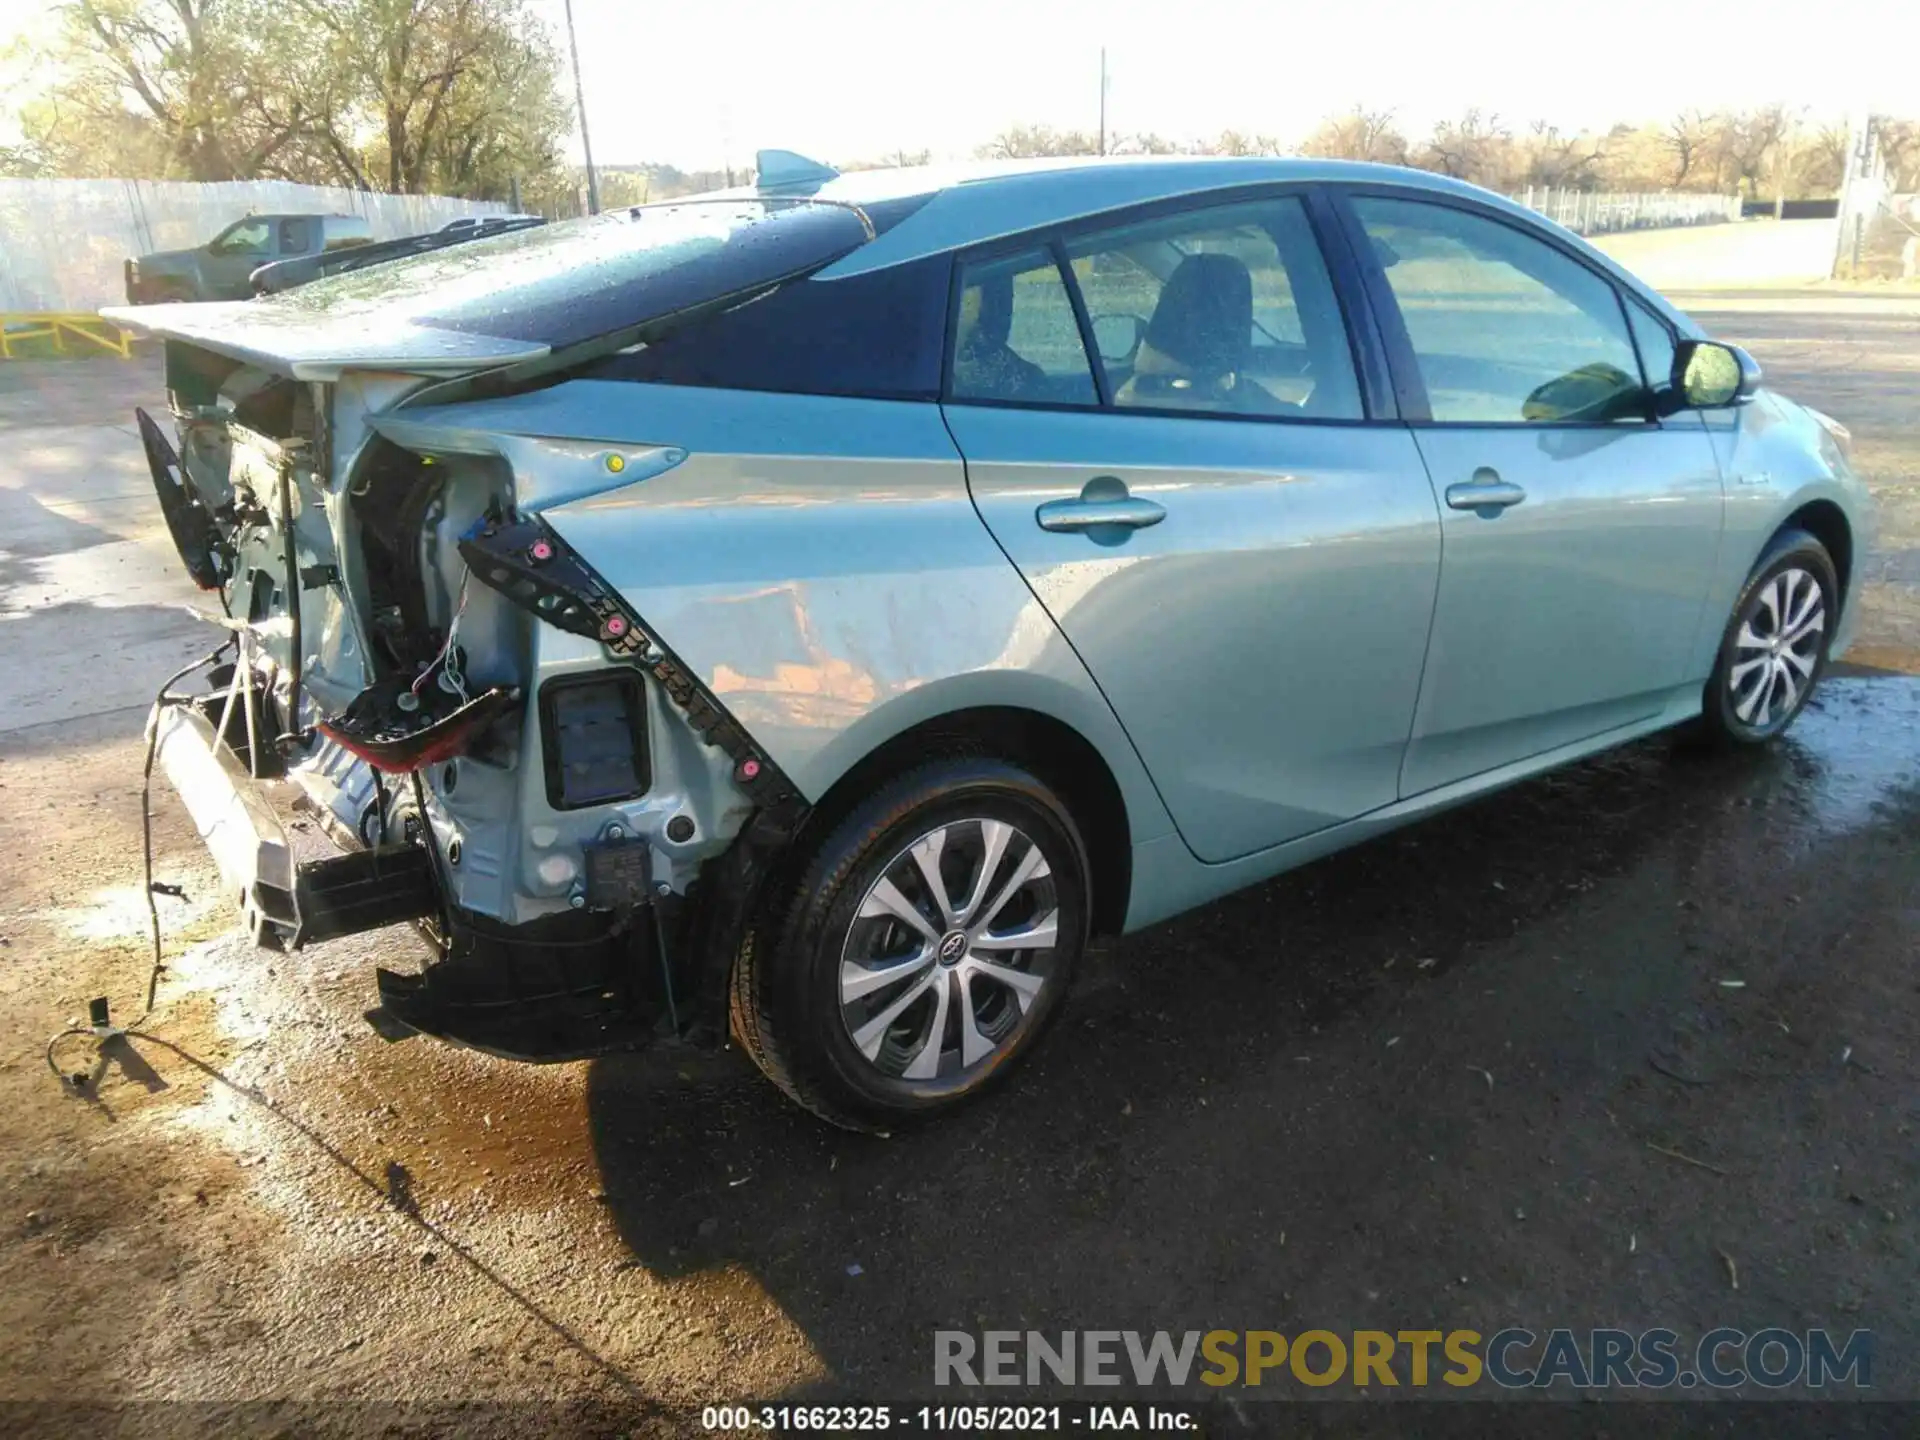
[
  {"x1": 1037, "y1": 478, "x2": 1166, "y2": 533},
  {"x1": 1445, "y1": 469, "x2": 1527, "y2": 514}
]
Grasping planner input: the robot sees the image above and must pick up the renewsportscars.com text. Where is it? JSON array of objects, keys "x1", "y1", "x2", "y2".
[{"x1": 934, "y1": 1328, "x2": 1872, "y2": 1390}]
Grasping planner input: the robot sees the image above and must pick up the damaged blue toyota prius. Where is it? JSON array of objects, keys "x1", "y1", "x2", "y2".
[{"x1": 106, "y1": 152, "x2": 1872, "y2": 1128}]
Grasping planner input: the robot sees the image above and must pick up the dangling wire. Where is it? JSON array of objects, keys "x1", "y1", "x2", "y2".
[
  {"x1": 413, "y1": 568, "x2": 471, "y2": 700},
  {"x1": 48, "y1": 637, "x2": 234, "y2": 1082}
]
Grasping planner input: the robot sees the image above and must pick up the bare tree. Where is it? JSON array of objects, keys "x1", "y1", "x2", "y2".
[
  {"x1": 1664, "y1": 110, "x2": 1714, "y2": 188},
  {"x1": 1518, "y1": 122, "x2": 1603, "y2": 189},
  {"x1": 1709, "y1": 104, "x2": 1795, "y2": 198},
  {"x1": 1299, "y1": 107, "x2": 1409, "y2": 165},
  {"x1": 978, "y1": 124, "x2": 1100, "y2": 159},
  {"x1": 1421, "y1": 109, "x2": 1512, "y2": 186},
  {"x1": 1869, "y1": 116, "x2": 1918, "y2": 190},
  {"x1": 1116, "y1": 132, "x2": 1180, "y2": 155},
  {"x1": 1205, "y1": 129, "x2": 1286, "y2": 157},
  {"x1": 1791, "y1": 121, "x2": 1850, "y2": 197}
]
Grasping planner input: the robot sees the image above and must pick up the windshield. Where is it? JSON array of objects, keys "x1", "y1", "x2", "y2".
[{"x1": 261, "y1": 199, "x2": 882, "y2": 349}]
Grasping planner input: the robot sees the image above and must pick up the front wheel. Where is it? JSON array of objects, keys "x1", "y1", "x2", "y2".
[
  {"x1": 1697, "y1": 528, "x2": 1837, "y2": 746},
  {"x1": 730, "y1": 758, "x2": 1089, "y2": 1130}
]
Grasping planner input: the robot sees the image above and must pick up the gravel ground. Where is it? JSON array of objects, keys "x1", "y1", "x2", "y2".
[{"x1": 0, "y1": 293, "x2": 1915, "y2": 1437}]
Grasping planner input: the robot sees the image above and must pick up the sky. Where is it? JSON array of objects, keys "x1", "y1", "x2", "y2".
[
  {"x1": 1, "y1": 0, "x2": 1905, "y2": 170},
  {"x1": 529, "y1": 0, "x2": 1905, "y2": 169}
]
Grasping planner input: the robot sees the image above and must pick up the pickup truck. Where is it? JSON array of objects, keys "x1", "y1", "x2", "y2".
[
  {"x1": 123, "y1": 213, "x2": 373, "y2": 304},
  {"x1": 249, "y1": 214, "x2": 543, "y2": 295}
]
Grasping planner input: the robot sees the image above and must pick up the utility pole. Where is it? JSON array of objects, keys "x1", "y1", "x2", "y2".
[
  {"x1": 1831, "y1": 109, "x2": 1868, "y2": 279},
  {"x1": 1098, "y1": 48, "x2": 1108, "y2": 156},
  {"x1": 563, "y1": 0, "x2": 600, "y2": 214}
]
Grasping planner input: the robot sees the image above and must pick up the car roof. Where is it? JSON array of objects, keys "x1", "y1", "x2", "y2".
[
  {"x1": 794, "y1": 154, "x2": 1694, "y2": 331},
  {"x1": 798, "y1": 156, "x2": 1499, "y2": 277}
]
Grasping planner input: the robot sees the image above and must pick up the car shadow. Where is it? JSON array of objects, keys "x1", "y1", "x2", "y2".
[{"x1": 581, "y1": 726, "x2": 1817, "y2": 1390}]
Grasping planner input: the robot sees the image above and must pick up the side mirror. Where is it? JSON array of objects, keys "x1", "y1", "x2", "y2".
[
  {"x1": 1090, "y1": 313, "x2": 1145, "y2": 366},
  {"x1": 1672, "y1": 340, "x2": 1761, "y2": 409}
]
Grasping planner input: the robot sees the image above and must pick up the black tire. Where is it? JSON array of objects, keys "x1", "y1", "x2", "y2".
[
  {"x1": 1695, "y1": 527, "x2": 1837, "y2": 747},
  {"x1": 729, "y1": 757, "x2": 1089, "y2": 1130}
]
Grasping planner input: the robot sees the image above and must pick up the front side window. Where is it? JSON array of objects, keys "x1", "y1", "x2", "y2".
[
  {"x1": 1354, "y1": 197, "x2": 1646, "y2": 424},
  {"x1": 949, "y1": 248, "x2": 1097, "y2": 406},
  {"x1": 1625, "y1": 300, "x2": 1679, "y2": 407},
  {"x1": 209, "y1": 219, "x2": 271, "y2": 255},
  {"x1": 278, "y1": 218, "x2": 313, "y2": 252},
  {"x1": 1065, "y1": 196, "x2": 1363, "y2": 419}
]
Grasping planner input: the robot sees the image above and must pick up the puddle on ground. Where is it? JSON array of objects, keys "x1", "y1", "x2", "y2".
[{"x1": 1776, "y1": 677, "x2": 1920, "y2": 837}]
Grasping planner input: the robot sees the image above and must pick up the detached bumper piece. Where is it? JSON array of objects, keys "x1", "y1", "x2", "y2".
[
  {"x1": 153, "y1": 701, "x2": 439, "y2": 949},
  {"x1": 376, "y1": 898, "x2": 677, "y2": 1062}
]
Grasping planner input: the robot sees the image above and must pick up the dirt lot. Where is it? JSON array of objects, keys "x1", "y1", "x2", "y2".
[{"x1": 1, "y1": 294, "x2": 1916, "y2": 1436}]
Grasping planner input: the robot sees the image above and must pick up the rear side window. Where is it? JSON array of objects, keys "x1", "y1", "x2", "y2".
[
  {"x1": 949, "y1": 248, "x2": 1098, "y2": 406},
  {"x1": 1354, "y1": 196, "x2": 1646, "y2": 424},
  {"x1": 585, "y1": 255, "x2": 949, "y2": 400}
]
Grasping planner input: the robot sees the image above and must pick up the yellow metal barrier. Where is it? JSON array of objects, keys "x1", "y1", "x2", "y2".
[{"x1": 0, "y1": 313, "x2": 135, "y2": 359}]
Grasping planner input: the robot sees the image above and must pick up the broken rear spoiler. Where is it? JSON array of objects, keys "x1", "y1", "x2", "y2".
[
  {"x1": 99, "y1": 300, "x2": 549, "y2": 383},
  {"x1": 101, "y1": 198, "x2": 883, "y2": 386}
]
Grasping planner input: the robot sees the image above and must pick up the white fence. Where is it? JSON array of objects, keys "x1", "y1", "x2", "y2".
[
  {"x1": 0, "y1": 175, "x2": 1748, "y2": 313},
  {"x1": 0, "y1": 179, "x2": 505, "y2": 313},
  {"x1": 1508, "y1": 188, "x2": 1742, "y2": 236}
]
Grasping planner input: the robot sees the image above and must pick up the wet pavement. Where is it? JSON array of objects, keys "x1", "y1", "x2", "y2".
[{"x1": 0, "y1": 301, "x2": 1916, "y2": 1430}]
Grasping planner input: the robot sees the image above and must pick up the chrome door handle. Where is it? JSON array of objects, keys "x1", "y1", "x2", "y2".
[
  {"x1": 1037, "y1": 496, "x2": 1166, "y2": 531},
  {"x1": 1036, "y1": 486, "x2": 1166, "y2": 533},
  {"x1": 1044, "y1": 499, "x2": 1159, "y2": 537},
  {"x1": 1445, "y1": 471, "x2": 1527, "y2": 514}
]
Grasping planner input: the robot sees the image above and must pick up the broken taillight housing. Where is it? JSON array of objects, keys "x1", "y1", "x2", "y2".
[{"x1": 318, "y1": 678, "x2": 520, "y2": 773}]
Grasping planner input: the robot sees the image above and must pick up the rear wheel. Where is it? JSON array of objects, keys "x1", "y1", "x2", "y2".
[
  {"x1": 1696, "y1": 528, "x2": 1837, "y2": 746},
  {"x1": 730, "y1": 758, "x2": 1088, "y2": 1130}
]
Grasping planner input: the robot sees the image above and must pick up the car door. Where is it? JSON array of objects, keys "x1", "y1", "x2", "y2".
[
  {"x1": 1340, "y1": 193, "x2": 1726, "y2": 796},
  {"x1": 201, "y1": 217, "x2": 274, "y2": 298},
  {"x1": 942, "y1": 193, "x2": 1443, "y2": 864}
]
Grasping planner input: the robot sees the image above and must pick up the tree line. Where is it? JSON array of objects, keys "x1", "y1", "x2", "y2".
[
  {"x1": 4, "y1": 4, "x2": 1914, "y2": 207},
  {"x1": 3, "y1": 0, "x2": 570, "y2": 207},
  {"x1": 982, "y1": 109, "x2": 1920, "y2": 199}
]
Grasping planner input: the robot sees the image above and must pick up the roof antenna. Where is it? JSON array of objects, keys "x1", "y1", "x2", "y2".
[{"x1": 755, "y1": 149, "x2": 841, "y2": 192}]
